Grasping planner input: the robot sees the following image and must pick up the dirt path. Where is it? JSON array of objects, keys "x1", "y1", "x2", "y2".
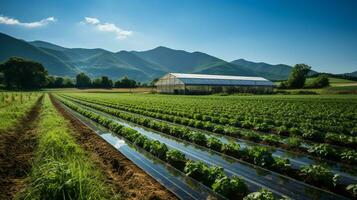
[
  {"x1": 0, "y1": 96, "x2": 43, "y2": 200},
  {"x1": 50, "y1": 95, "x2": 178, "y2": 200}
]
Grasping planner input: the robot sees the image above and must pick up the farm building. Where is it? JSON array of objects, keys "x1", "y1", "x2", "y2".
[{"x1": 155, "y1": 73, "x2": 274, "y2": 94}]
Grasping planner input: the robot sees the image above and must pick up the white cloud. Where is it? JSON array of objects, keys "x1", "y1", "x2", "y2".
[
  {"x1": 0, "y1": 15, "x2": 56, "y2": 28},
  {"x1": 81, "y1": 17, "x2": 132, "y2": 39}
]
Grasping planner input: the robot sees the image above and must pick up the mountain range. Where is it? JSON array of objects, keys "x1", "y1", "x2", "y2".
[{"x1": 0, "y1": 32, "x2": 355, "y2": 82}]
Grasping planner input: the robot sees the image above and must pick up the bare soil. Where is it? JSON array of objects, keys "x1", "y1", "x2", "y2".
[
  {"x1": 0, "y1": 96, "x2": 43, "y2": 200},
  {"x1": 50, "y1": 95, "x2": 178, "y2": 200}
]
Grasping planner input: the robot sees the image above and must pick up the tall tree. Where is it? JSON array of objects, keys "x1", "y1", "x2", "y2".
[
  {"x1": 286, "y1": 64, "x2": 311, "y2": 88},
  {"x1": 100, "y1": 76, "x2": 113, "y2": 88},
  {"x1": 76, "y1": 73, "x2": 91, "y2": 88},
  {"x1": 0, "y1": 57, "x2": 48, "y2": 89},
  {"x1": 114, "y1": 76, "x2": 137, "y2": 88}
]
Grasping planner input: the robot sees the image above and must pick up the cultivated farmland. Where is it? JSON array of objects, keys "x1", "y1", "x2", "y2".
[
  {"x1": 51, "y1": 92, "x2": 357, "y2": 199},
  {"x1": 0, "y1": 91, "x2": 356, "y2": 199}
]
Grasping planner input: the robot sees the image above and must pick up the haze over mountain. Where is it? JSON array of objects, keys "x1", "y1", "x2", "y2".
[{"x1": 1, "y1": 31, "x2": 350, "y2": 82}]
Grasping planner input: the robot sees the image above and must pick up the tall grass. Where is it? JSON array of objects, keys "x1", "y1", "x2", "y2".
[
  {"x1": 19, "y1": 95, "x2": 111, "y2": 200},
  {"x1": 0, "y1": 93, "x2": 40, "y2": 132}
]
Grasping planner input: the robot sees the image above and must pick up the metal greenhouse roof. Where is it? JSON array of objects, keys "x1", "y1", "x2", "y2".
[{"x1": 169, "y1": 73, "x2": 273, "y2": 86}]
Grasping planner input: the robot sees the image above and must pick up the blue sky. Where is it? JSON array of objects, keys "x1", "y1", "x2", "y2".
[{"x1": 0, "y1": 0, "x2": 356, "y2": 73}]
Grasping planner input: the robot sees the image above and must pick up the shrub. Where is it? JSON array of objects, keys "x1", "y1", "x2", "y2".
[{"x1": 306, "y1": 75, "x2": 330, "y2": 88}]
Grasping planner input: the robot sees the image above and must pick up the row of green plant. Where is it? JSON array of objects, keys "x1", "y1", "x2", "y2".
[
  {"x1": 0, "y1": 93, "x2": 41, "y2": 132},
  {"x1": 88, "y1": 97, "x2": 357, "y2": 148},
  {"x1": 62, "y1": 95, "x2": 357, "y2": 165},
  {"x1": 19, "y1": 95, "x2": 111, "y2": 200},
  {"x1": 56, "y1": 95, "x2": 283, "y2": 200},
  {"x1": 0, "y1": 92, "x2": 37, "y2": 106},
  {"x1": 64, "y1": 93, "x2": 357, "y2": 142},
  {"x1": 58, "y1": 95, "x2": 356, "y2": 198}
]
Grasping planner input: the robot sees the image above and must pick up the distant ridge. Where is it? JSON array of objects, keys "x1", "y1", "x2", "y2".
[{"x1": 0, "y1": 31, "x2": 333, "y2": 82}]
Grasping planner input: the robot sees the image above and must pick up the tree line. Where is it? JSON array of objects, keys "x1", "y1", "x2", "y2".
[
  {"x1": 278, "y1": 64, "x2": 330, "y2": 89},
  {"x1": 0, "y1": 57, "x2": 151, "y2": 89}
]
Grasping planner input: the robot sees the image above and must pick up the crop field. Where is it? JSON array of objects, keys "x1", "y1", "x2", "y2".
[
  {"x1": 1, "y1": 91, "x2": 356, "y2": 200},
  {"x1": 50, "y1": 92, "x2": 356, "y2": 199}
]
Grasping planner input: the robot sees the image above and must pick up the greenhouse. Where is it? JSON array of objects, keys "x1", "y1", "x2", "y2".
[{"x1": 155, "y1": 73, "x2": 274, "y2": 94}]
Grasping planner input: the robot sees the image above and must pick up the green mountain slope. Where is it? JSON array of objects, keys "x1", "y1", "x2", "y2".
[
  {"x1": 0, "y1": 33, "x2": 78, "y2": 76},
  {"x1": 132, "y1": 46, "x2": 259, "y2": 77},
  {"x1": 132, "y1": 46, "x2": 224, "y2": 72},
  {"x1": 231, "y1": 59, "x2": 292, "y2": 80},
  {"x1": 345, "y1": 71, "x2": 357, "y2": 77},
  {"x1": 1, "y1": 32, "x2": 331, "y2": 82}
]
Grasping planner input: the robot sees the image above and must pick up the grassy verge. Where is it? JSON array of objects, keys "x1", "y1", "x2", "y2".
[
  {"x1": 18, "y1": 94, "x2": 112, "y2": 200},
  {"x1": 0, "y1": 93, "x2": 41, "y2": 132}
]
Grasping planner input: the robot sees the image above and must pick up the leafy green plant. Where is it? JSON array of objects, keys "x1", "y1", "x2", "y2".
[
  {"x1": 340, "y1": 150, "x2": 357, "y2": 164},
  {"x1": 285, "y1": 137, "x2": 301, "y2": 149},
  {"x1": 166, "y1": 149, "x2": 187, "y2": 171},
  {"x1": 243, "y1": 189, "x2": 276, "y2": 200},
  {"x1": 299, "y1": 165, "x2": 338, "y2": 187},
  {"x1": 222, "y1": 142, "x2": 241, "y2": 157},
  {"x1": 212, "y1": 176, "x2": 248, "y2": 200},
  {"x1": 346, "y1": 184, "x2": 357, "y2": 198},
  {"x1": 248, "y1": 147, "x2": 275, "y2": 167},
  {"x1": 188, "y1": 132, "x2": 207, "y2": 146},
  {"x1": 149, "y1": 140, "x2": 169, "y2": 160},
  {"x1": 207, "y1": 137, "x2": 223, "y2": 151},
  {"x1": 272, "y1": 157, "x2": 291, "y2": 173},
  {"x1": 307, "y1": 144, "x2": 336, "y2": 158}
]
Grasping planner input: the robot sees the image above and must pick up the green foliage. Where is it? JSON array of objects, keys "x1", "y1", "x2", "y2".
[
  {"x1": 285, "y1": 137, "x2": 301, "y2": 149},
  {"x1": 212, "y1": 176, "x2": 248, "y2": 199},
  {"x1": 114, "y1": 76, "x2": 137, "y2": 88},
  {"x1": 207, "y1": 137, "x2": 223, "y2": 151},
  {"x1": 76, "y1": 73, "x2": 92, "y2": 88},
  {"x1": 0, "y1": 57, "x2": 48, "y2": 89},
  {"x1": 280, "y1": 64, "x2": 311, "y2": 89},
  {"x1": 46, "y1": 76, "x2": 75, "y2": 88},
  {"x1": 306, "y1": 74, "x2": 330, "y2": 88},
  {"x1": 222, "y1": 142, "x2": 241, "y2": 157},
  {"x1": 340, "y1": 150, "x2": 357, "y2": 163},
  {"x1": 299, "y1": 165, "x2": 338, "y2": 187},
  {"x1": 166, "y1": 149, "x2": 186, "y2": 171},
  {"x1": 243, "y1": 189, "x2": 276, "y2": 200},
  {"x1": 248, "y1": 147, "x2": 274, "y2": 167},
  {"x1": 21, "y1": 95, "x2": 109, "y2": 199},
  {"x1": 92, "y1": 76, "x2": 113, "y2": 88},
  {"x1": 273, "y1": 157, "x2": 291, "y2": 172},
  {"x1": 188, "y1": 131, "x2": 207, "y2": 146},
  {"x1": 346, "y1": 184, "x2": 357, "y2": 198},
  {"x1": 308, "y1": 144, "x2": 336, "y2": 158}
]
